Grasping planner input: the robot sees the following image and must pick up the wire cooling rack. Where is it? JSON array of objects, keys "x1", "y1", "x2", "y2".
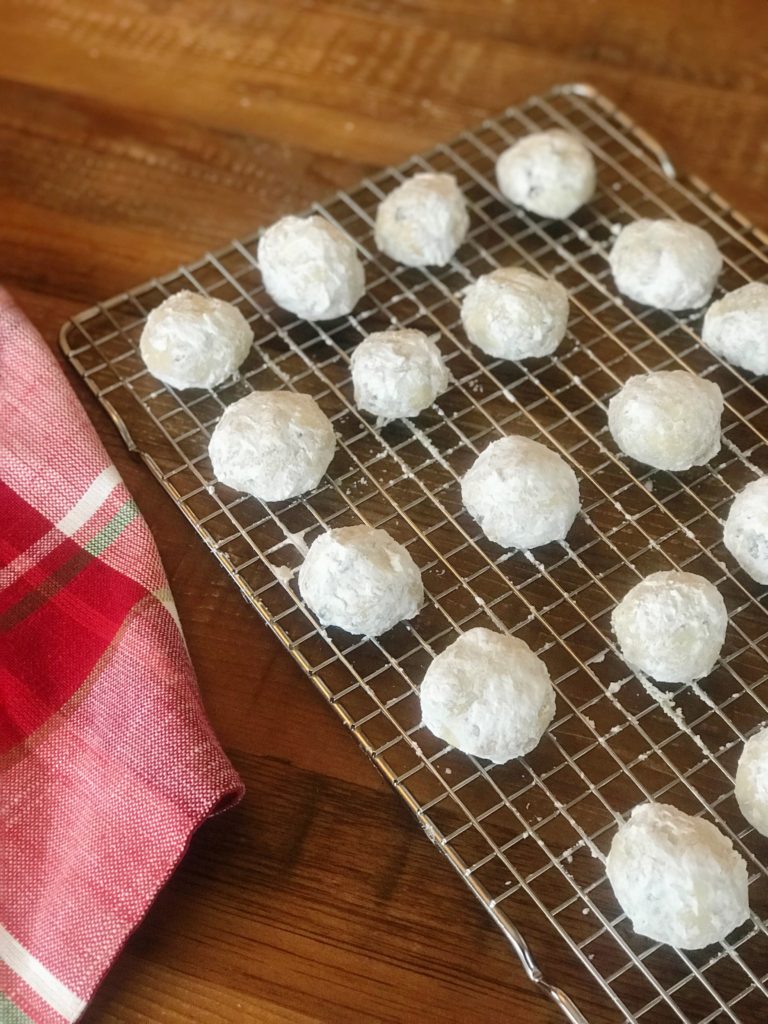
[{"x1": 60, "y1": 84, "x2": 768, "y2": 1023}]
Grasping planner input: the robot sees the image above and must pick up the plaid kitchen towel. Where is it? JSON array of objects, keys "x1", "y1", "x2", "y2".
[{"x1": 0, "y1": 288, "x2": 244, "y2": 1023}]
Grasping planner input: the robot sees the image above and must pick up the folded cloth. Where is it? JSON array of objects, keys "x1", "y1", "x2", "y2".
[{"x1": 0, "y1": 288, "x2": 244, "y2": 1023}]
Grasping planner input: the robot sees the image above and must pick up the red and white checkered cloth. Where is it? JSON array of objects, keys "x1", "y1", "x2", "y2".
[{"x1": 0, "y1": 288, "x2": 244, "y2": 1023}]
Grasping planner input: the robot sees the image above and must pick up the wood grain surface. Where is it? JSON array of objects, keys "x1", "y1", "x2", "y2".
[{"x1": 2, "y1": 2, "x2": 768, "y2": 1021}]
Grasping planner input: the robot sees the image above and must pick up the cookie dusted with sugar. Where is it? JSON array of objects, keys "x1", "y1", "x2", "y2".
[
  {"x1": 724, "y1": 476, "x2": 768, "y2": 584},
  {"x1": 609, "y1": 218, "x2": 722, "y2": 310},
  {"x1": 612, "y1": 570, "x2": 727, "y2": 684},
  {"x1": 140, "y1": 290, "x2": 253, "y2": 390},
  {"x1": 702, "y1": 282, "x2": 768, "y2": 374},
  {"x1": 257, "y1": 214, "x2": 365, "y2": 321},
  {"x1": 461, "y1": 267, "x2": 569, "y2": 361},
  {"x1": 420, "y1": 627, "x2": 556, "y2": 763},
  {"x1": 606, "y1": 802, "x2": 749, "y2": 949},
  {"x1": 375, "y1": 172, "x2": 469, "y2": 267},
  {"x1": 351, "y1": 328, "x2": 450, "y2": 420},
  {"x1": 209, "y1": 391, "x2": 335, "y2": 502},
  {"x1": 608, "y1": 370, "x2": 723, "y2": 472},
  {"x1": 495, "y1": 129, "x2": 596, "y2": 219},
  {"x1": 461, "y1": 435, "x2": 580, "y2": 549},
  {"x1": 298, "y1": 525, "x2": 423, "y2": 636},
  {"x1": 735, "y1": 728, "x2": 768, "y2": 837}
]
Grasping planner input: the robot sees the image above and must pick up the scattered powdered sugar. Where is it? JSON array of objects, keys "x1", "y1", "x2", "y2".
[
  {"x1": 723, "y1": 436, "x2": 763, "y2": 477},
  {"x1": 283, "y1": 528, "x2": 310, "y2": 556},
  {"x1": 562, "y1": 839, "x2": 584, "y2": 865},
  {"x1": 637, "y1": 672, "x2": 714, "y2": 760},
  {"x1": 689, "y1": 681, "x2": 718, "y2": 711},
  {"x1": 404, "y1": 420, "x2": 453, "y2": 472},
  {"x1": 422, "y1": 819, "x2": 440, "y2": 845},
  {"x1": 269, "y1": 563, "x2": 295, "y2": 585}
]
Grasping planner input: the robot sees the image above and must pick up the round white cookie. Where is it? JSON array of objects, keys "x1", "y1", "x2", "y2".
[
  {"x1": 351, "y1": 329, "x2": 450, "y2": 420},
  {"x1": 374, "y1": 172, "x2": 469, "y2": 267},
  {"x1": 495, "y1": 129, "x2": 596, "y2": 219},
  {"x1": 735, "y1": 728, "x2": 768, "y2": 837},
  {"x1": 257, "y1": 214, "x2": 365, "y2": 321},
  {"x1": 702, "y1": 282, "x2": 768, "y2": 375},
  {"x1": 606, "y1": 802, "x2": 749, "y2": 949},
  {"x1": 298, "y1": 525, "x2": 423, "y2": 636},
  {"x1": 461, "y1": 435, "x2": 580, "y2": 549},
  {"x1": 609, "y1": 219, "x2": 722, "y2": 310},
  {"x1": 420, "y1": 627, "x2": 556, "y2": 763},
  {"x1": 460, "y1": 267, "x2": 569, "y2": 361},
  {"x1": 140, "y1": 290, "x2": 253, "y2": 390},
  {"x1": 209, "y1": 391, "x2": 335, "y2": 502},
  {"x1": 724, "y1": 477, "x2": 768, "y2": 584},
  {"x1": 608, "y1": 370, "x2": 723, "y2": 471},
  {"x1": 612, "y1": 570, "x2": 727, "y2": 684}
]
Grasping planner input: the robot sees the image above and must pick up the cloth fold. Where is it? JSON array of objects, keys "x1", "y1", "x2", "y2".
[{"x1": 0, "y1": 289, "x2": 244, "y2": 1023}]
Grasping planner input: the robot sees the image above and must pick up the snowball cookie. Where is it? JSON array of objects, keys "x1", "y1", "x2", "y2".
[
  {"x1": 462, "y1": 436, "x2": 580, "y2": 549},
  {"x1": 139, "y1": 290, "x2": 253, "y2": 390},
  {"x1": 351, "y1": 329, "x2": 450, "y2": 420},
  {"x1": 735, "y1": 728, "x2": 768, "y2": 837},
  {"x1": 609, "y1": 219, "x2": 722, "y2": 310},
  {"x1": 612, "y1": 571, "x2": 727, "y2": 684},
  {"x1": 702, "y1": 282, "x2": 768, "y2": 375},
  {"x1": 209, "y1": 391, "x2": 335, "y2": 502},
  {"x1": 298, "y1": 525, "x2": 423, "y2": 636},
  {"x1": 257, "y1": 214, "x2": 365, "y2": 321},
  {"x1": 606, "y1": 802, "x2": 749, "y2": 949},
  {"x1": 460, "y1": 267, "x2": 569, "y2": 361},
  {"x1": 374, "y1": 173, "x2": 469, "y2": 267},
  {"x1": 724, "y1": 477, "x2": 768, "y2": 584},
  {"x1": 607, "y1": 370, "x2": 723, "y2": 471},
  {"x1": 420, "y1": 627, "x2": 556, "y2": 763},
  {"x1": 495, "y1": 129, "x2": 596, "y2": 219}
]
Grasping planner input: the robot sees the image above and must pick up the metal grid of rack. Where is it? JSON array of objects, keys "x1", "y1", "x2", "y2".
[{"x1": 60, "y1": 84, "x2": 768, "y2": 1023}]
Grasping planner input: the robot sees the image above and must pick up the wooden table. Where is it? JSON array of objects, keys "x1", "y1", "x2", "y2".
[{"x1": 3, "y1": 2, "x2": 768, "y2": 1020}]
